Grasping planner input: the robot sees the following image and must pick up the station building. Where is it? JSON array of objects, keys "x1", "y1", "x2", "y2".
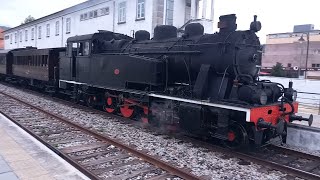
[
  {"x1": 3, "y1": 0, "x2": 214, "y2": 50},
  {"x1": 262, "y1": 24, "x2": 320, "y2": 79}
]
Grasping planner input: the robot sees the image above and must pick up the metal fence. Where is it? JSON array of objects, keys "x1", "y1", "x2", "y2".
[{"x1": 297, "y1": 91, "x2": 320, "y2": 115}]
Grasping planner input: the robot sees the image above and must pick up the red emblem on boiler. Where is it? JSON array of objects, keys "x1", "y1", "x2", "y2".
[{"x1": 114, "y1": 69, "x2": 120, "y2": 75}]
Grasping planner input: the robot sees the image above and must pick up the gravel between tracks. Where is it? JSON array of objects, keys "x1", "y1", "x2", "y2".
[{"x1": 0, "y1": 84, "x2": 296, "y2": 180}]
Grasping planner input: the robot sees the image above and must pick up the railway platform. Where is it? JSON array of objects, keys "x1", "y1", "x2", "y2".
[{"x1": 0, "y1": 113, "x2": 89, "y2": 180}]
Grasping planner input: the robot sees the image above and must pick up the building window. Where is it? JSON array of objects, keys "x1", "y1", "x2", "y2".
[
  {"x1": 137, "y1": 0, "x2": 145, "y2": 19},
  {"x1": 166, "y1": 0, "x2": 174, "y2": 25},
  {"x1": 14, "y1": 33, "x2": 17, "y2": 43},
  {"x1": 94, "y1": 10, "x2": 98, "y2": 17},
  {"x1": 4, "y1": 35, "x2": 9, "y2": 40},
  {"x1": 19, "y1": 31, "x2": 22, "y2": 42},
  {"x1": 31, "y1": 28, "x2": 35, "y2": 40},
  {"x1": 89, "y1": 11, "x2": 94, "y2": 18},
  {"x1": 25, "y1": 30, "x2": 28, "y2": 41},
  {"x1": 84, "y1": 13, "x2": 88, "y2": 20},
  {"x1": 10, "y1": 34, "x2": 12, "y2": 44},
  {"x1": 55, "y1": 21, "x2": 59, "y2": 35},
  {"x1": 287, "y1": 63, "x2": 291, "y2": 67},
  {"x1": 80, "y1": 14, "x2": 84, "y2": 21},
  {"x1": 46, "y1": 24, "x2": 50, "y2": 37},
  {"x1": 38, "y1": 26, "x2": 42, "y2": 39},
  {"x1": 66, "y1": 18, "x2": 71, "y2": 33},
  {"x1": 101, "y1": 7, "x2": 109, "y2": 15},
  {"x1": 118, "y1": 2, "x2": 126, "y2": 23}
]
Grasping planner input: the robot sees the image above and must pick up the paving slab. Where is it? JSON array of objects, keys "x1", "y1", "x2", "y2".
[
  {"x1": 0, "y1": 113, "x2": 90, "y2": 180},
  {"x1": 287, "y1": 123, "x2": 320, "y2": 151},
  {"x1": 0, "y1": 172, "x2": 19, "y2": 180},
  {"x1": 0, "y1": 159, "x2": 12, "y2": 174}
]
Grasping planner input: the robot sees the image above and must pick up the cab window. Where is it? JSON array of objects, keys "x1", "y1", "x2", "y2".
[{"x1": 78, "y1": 41, "x2": 90, "y2": 56}]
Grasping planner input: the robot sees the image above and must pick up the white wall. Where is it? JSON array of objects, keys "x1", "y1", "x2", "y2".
[
  {"x1": 4, "y1": 0, "x2": 211, "y2": 49},
  {"x1": 4, "y1": 0, "x2": 155, "y2": 49},
  {"x1": 36, "y1": 17, "x2": 63, "y2": 48},
  {"x1": 173, "y1": 0, "x2": 186, "y2": 28},
  {"x1": 114, "y1": 0, "x2": 153, "y2": 37},
  {"x1": 62, "y1": 0, "x2": 115, "y2": 46}
]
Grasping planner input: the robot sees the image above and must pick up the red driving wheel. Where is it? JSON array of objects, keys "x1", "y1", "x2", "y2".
[
  {"x1": 104, "y1": 97, "x2": 116, "y2": 113},
  {"x1": 120, "y1": 101, "x2": 135, "y2": 118}
]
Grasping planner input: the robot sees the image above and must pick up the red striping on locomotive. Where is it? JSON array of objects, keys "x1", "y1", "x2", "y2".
[{"x1": 250, "y1": 102, "x2": 299, "y2": 125}]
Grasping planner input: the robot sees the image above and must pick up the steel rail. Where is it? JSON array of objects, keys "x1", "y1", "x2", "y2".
[
  {"x1": 269, "y1": 145, "x2": 320, "y2": 162},
  {"x1": 234, "y1": 150, "x2": 320, "y2": 180},
  {"x1": 0, "y1": 91, "x2": 201, "y2": 180},
  {"x1": 181, "y1": 136, "x2": 320, "y2": 180}
]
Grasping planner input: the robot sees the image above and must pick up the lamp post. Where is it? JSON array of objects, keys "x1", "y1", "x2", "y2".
[
  {"x1": 298, "y1": 32, "x2": 310, "y2": 79},
  {"x1": 305, "y1": 32, "x2": 310, "y2": 79},
  {"x1": 298, "y1": 36, "x2": 305, "y2": 78}
]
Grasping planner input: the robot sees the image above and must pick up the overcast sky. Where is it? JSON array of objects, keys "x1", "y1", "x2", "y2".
[{"x1": 0, "y1": 0, "x2": 319, "y2": 43}]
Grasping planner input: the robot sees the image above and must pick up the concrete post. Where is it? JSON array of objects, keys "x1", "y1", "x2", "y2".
[
  {"x1": 191, "y1": 0, "x2": 197, "y2": 19},
  {"x1": 202, "y1": 0, "x2": 207, "y2": 19},
  {"x1": 210, "y1": 0, "x2": 214, "y2": 20}
]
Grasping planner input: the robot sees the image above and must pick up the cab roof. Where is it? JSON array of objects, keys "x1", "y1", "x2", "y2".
[{"x1": 67, "y1": 30, "x2": 133, "y2": 43}]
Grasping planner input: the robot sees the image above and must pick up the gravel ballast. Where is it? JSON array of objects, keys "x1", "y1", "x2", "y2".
[{"x1": 0, "y1": 84, "x2": 298, "y2": 179}]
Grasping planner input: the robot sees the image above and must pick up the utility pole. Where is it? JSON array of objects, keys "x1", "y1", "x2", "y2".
[
  {"x1": 305, "y1": 32, "x2": 310, "y2": 79},
  {"x1": 299, "y1": 46, "x2": 303, "y2": 78}
]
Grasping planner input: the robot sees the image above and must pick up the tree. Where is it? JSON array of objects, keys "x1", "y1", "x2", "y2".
[
  {"x1": 21, "y1": 15, "x2": 35, "y2": 25},
  {"x1": 271, "y1": 62, "x2": 285, "y2": 77}
]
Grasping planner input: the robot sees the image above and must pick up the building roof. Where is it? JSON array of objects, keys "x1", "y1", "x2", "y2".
[
  {"x1": 67, "y1": 31, "x2": 132, "y2": 42},
  {"x1": 0, "y1": 26, "x2": 10, "y2": 31},
  {"x1": 267, "y1": 30, "x2": 320, "y2": 36},
  {"x1": 4, "y1": 0, "x2": 109, "y2": 33}
]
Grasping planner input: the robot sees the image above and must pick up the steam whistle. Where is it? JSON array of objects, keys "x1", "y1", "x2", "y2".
[
  {"x1": 250, "y1": 15, "x2": 261, "y2": 32},
  {"x1": 289, "y1": 114, "x2": 313, "y2": 126},
  {"x1": 257, "y1": 118, "x2": 285, "y2": 135}
]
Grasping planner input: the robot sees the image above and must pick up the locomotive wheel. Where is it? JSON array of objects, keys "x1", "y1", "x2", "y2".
[
  {"x1": 86, "y1": 95, "x2": 96, "y2": 108},
  {"x1": 103, "y1": 97, "x2": 117, "y2": 113},
  {"x1": 120, "y1": 101, "x2": 136, "y2": 118},
  {"x1": 222, "y1": 123, "x2": 249, "y2": 150}
]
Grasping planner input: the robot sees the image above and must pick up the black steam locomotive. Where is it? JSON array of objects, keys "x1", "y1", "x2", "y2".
[{"x1": 0, "y1": 14, "x2": 312, "y2": 148}]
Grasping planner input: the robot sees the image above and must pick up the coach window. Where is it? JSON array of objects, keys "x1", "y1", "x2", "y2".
[
  {"x1": 45, "y1": 56, "x2": 48, "y2": 67},
  {"x1": 35, "y1": 56, "x2": 37, "y2": 66},
  {"x1": 40, "y1": 56, "x2": 43, "y2": 67},
  {"x1": 66, "y1": 43, "x2": 71, "y2": 56},
  {"x1": 83, "y1": 41, "x2": 90, "y2": 56}
]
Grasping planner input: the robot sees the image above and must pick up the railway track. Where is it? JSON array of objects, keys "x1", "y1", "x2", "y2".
[
  {"x1": 0, "y1": 91, "x2": 201, "y2": 180},
  {"x1": 183, "y1": 136, "x2": 320, "y2": 180},
  {"x1": 2, "y1": 84, "x2": 320, "y2": 179}
]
